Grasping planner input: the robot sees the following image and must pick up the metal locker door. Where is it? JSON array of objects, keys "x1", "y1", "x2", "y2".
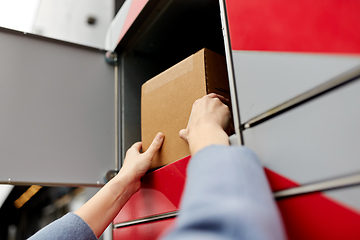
[
  {"x1": 219, "y1": 0, "x2": 360, "y2": 239},
  {"x1": 0, "y1": 27, "x2": 116, "y2": 186}
]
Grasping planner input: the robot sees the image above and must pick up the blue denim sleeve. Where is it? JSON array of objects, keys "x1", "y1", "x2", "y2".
[
  {"x1": 161, "y1": 145, "x2": 286, "y2": 240},
  {"x1": 27, "y1": 212, "x2": 97, "y2": 240}
]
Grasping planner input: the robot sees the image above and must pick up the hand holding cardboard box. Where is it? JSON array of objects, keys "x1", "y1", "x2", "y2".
[{"x1": 141, "y1": 48, "x2": 231, "y2": 170}]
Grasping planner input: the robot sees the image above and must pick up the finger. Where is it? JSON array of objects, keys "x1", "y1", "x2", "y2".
[
  {"x1": 126, "y1": 142, "x2": 142, "y2": 156},
  {"x1": 179, "y1": 129, "x2": 188, "y2": 142},
  {"x1": 207, "y1": 93, "x2": 218, "y2": 98},
  {"x1": 192, "y1": 98, "x2": 201, "y2": 107},
  {"x1": 131, "y1": 142, "x2": 142, "y2": 152},
  {"x1": 208, "y1": 93, "x2": 229, "y2": 105},
  {"x1": 217, "y1": 95, "x2": 229, "y2": 105},
  {"x1": 143, "y1": 132, "x2": 164, "y2": 158}
]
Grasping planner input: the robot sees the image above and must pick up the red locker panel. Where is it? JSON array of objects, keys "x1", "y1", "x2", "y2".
[
  {"x1": 113, "y1": 155, "x2": 360, "y2": 239},
  {"x1": 114, "y1": 156, "x2": 191, "y2": 224},
  {"x1": 225, "y1": 0, "x2": 360, "y2": 53},
  {"x1": 118, "y1": 0, "x2": 148, "y2": 43},
  {"x1": 113, "y1": 218, "x2": 175, "y2": 240},
  {"x1": 278, "y1": 192, "x2": 360, "y2": 240},
  {"x1": 267, "y1": 168, "x2": 360, "y2": 239},
  {"x1": 265, "y1": 168, "x2": 298, "y2": 192},
  {"x1": 114, "y1": 155, "x2": 297, "y2": 225}
]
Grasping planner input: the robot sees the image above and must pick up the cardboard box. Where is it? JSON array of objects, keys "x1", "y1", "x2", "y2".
[{"x1": 141, "y1": 48, "x2": 231, "y2": 170}]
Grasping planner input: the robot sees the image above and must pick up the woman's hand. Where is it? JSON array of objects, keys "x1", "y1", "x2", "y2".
[
  {"x1": 118, "y1": 132, "x2": 164, "y2": 194},
  {"x1": 75, "y1": 133, "x2": 164, "y2": 238},
  {"x1": 179, "y1": 93, "x2": 231, "y2": 155}
]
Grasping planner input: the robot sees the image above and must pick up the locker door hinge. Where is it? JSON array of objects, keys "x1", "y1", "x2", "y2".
[{"x1": 105, "y1": 52, "x2": 118, "y2": 65}]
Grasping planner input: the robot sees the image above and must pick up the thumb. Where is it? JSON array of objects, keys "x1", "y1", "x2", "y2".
[
  {"x1": 130, "y1": 142, "x2": 142, "y2": 153},
  {"x1": 144, "y1": 132, "x2": 164, "y2": 158},
  {"x1": 179, "y1": 129, "x2": 189, "y2": 142}
]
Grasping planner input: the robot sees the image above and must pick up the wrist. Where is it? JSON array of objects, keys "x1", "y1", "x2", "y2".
[
  {"x1": 187, "y1": 124, "x2": 229, "y2": 155},
  {"x1": 108, "y1": 172, "x2": 136, "y2": 202}
]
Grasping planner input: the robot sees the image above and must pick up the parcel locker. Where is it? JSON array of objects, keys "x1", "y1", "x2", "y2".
[
  {"x1": 0, "y1": 0, "x2": 360, "y2": 239},
  {"x1": 109, "y1": 0, "x2": 360, "y2": 239}
]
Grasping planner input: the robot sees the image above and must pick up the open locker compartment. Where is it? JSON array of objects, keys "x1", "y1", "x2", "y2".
[
  {"x1": 0, "y1": 27, "x2": 116, "y2": 186},
  {"x1": 111, "y1": 0, "x2": 233, "y2": 238},
  {"x1": 115, "y1": 0, "x2": 229, "y2": 161}
]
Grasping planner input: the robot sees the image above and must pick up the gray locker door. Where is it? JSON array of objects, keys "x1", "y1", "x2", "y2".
[
  {"x1": 244, "y1": 78, "x2": 360, "y2": 185},
  {"x1": 231, "y1": 51, "x2": 360, "y2": 124},
  {"x1": 0, "y1": 28, "x2": 115, "y2": 186}
]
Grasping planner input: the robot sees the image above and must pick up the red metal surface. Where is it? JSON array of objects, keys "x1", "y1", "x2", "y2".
[
  {"x1": 225, "y1": 0, "x2": 360, "y2": 53},
  {"x1": 268, "y1": 169, "x2": 360, "y2": 239},
  {"x1": 118, "y1": 0, "x2": 149, "y2": 44},
  {"x1": 113, "y1": 218, "x2": 175, "y2": 240},
  {"x1": 114, "y1": 155, "x2": 297, "y2": 225},
  {"x1": 113, "y1": 155, "x2": 360, "y2": 240},
  {"x1": 265, "y1": 168, "x2": 299, "y2": 192},
  {"x1": 278, "y1": 192, "x2": 360, "y2": 240},
  {"x1": 113, "y1": 155, "x2": 191, "y2": 224}
]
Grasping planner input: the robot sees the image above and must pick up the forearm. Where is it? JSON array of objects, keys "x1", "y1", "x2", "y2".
[
  {"x1": 74, "y1": 134, "x2": 164, "y2": 238},
  {"x1": 187, "y1": 124, "x2": 229, "y2": 154},
  {"x1": 74, "y1": 173, "x2": 134, "y2": 238},
  {"x1": 162, "y1": 146, "x2": 286, "y2": 240}
]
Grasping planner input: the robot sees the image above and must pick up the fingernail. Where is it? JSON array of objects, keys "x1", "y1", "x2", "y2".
[{"x1": 156, "y1": 133, "x2": 164, "y2": 140}]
